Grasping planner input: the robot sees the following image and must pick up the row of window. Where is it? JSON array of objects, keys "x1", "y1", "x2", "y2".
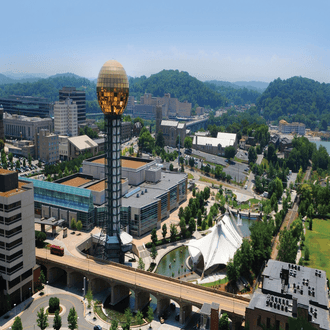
[
  {"x1": 0, "y1": 201, "x2": 21, "y2": 213},
  {"x1": 0, "y1": 261, "x2": 23, "y2": 275},
  {"x1": 0, "y1": 249, "x2": 23, "y2": 263},
  {"x1": 258, "y1": 316, "x2": 289, "y2": 330},
  {"x1": 0, "y1": 238, "x2": 22, "y2": 251},
  {"x1": 0, "y1": 213, "x2": 22, "y2": 225},
  {"x1": 0, "y1": 225, "x2": 22, "y2": 238}
]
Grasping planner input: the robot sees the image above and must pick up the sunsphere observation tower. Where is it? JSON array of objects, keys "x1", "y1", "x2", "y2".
[{"x1": 96, "y1": 60, "x2": 129, "y2": 263}]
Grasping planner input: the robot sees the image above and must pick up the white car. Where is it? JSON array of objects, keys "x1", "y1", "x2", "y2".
[{"x1": 244, "y1": 185, "x2": 247, "y2": 189}]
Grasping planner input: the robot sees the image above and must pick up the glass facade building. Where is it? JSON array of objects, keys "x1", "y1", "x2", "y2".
[
  {"x1": 59, "y1": 87, "x2": 86, "y2": 124},
  {"x1": 0, "y1": 95, "x2": 52, "y2": 118}
]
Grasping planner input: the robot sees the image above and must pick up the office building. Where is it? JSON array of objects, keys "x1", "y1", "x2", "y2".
[
  {"x1": 245, "y1": 260, "x2": 330, "y2": 330},
  {"x1": 0, "y1": 170, "x2": 35, "y2": 309},
  {"x1": 279, "y1": 120, "x2": 305, "y2": 135},
  {"x1": 0, "y1": 95, "x2": 52, "y2": 118},
  {"x1": 155, "y1": 106, "x2": 186, "y2": 147},
  {"x1": 4, "y1": 113, "x2": 53, "y2": 141},
  {"x1": 192, "y1": 132, "x2": 237, "y2": 156},
  {"x1": 67, "y1": 135, "x2": 98, "y2": 160},
  {"x1": 35, "y1": 129, "x2": 59, "y2": 164},
  {"x1": 54, "y1": 98, "x2": 78, "y2": 137},
  {"x1": 59, "y1": 87, "x2": 86, "y2": 124}
]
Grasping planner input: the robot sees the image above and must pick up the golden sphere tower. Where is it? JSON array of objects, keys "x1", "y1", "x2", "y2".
[{"x1": 97, "y1": 60, "x2": 129, "y2": 262}]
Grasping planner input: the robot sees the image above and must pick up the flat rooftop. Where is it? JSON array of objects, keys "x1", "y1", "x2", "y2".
[
  {"x1": 92, "y1": 157, "x2": 150, "y2": 169},
  {"x1": 60, "y1": 177, "x2": 91, "y2": 187},
  {"x1": 0, "y1": 168, "x2": 14, "y2": 175},
  {"x1": 86, "y1": 181, "x2": 106, "y2": 192},
  {"x1": 122, "y1": 171, "x2": 187, "y2": 208},
  {"x1": 0, "y1": 181, "x2": 28, "y2": 197}
]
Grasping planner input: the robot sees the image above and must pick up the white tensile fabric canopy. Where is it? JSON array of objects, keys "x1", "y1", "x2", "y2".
[{"x1": 187, "y1": 213, "x2": 243, "y2": 271}]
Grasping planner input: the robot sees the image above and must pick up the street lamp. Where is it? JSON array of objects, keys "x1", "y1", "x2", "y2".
[
  {"x1": 14, "y1": 304, "x2": 16, "y2": 316},
  {"x1": 46, "y1": 281, "x2": 48, "y2": 295}
]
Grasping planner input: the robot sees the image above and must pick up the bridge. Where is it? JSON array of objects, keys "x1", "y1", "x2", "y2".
[
  {"x1": 36, "y1": 249, "x2": 249, "y2": 329},
  {"x1": 186, "y1": 118, "x2": 208, "y2": 132}
]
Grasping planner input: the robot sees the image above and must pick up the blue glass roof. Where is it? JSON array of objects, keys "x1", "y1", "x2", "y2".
[{"x1": 21, "y1": 178, "x2": 92, "y2": 198}]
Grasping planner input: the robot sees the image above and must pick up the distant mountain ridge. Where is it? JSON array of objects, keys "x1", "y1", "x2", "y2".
[{"x1": 206, "y1": 80, "x2": 268, "y2": 92}]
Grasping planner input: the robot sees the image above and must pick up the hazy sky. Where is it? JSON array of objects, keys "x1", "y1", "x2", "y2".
[{"x1": 1, "y1": 0, "x2": 329, "y2": 83}]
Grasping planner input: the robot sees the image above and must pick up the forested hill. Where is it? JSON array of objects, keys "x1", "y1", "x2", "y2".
[
  {"x1": 257, "y1": 77, "x2": 330, "y2": 129},
  {"x1": 0, "y1": 75, "x2": 97, "y2": 102},
  {"x1": 129, "y1": 70, "x2": 227, "y2": 108},
  {"x1": 204, "y1": 81, "x2": 261, "y2": 105}
]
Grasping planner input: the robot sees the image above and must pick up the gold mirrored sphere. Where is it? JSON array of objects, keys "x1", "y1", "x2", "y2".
[{"x1": 97, "y1": 60, "x2": 129, "y2": 115}]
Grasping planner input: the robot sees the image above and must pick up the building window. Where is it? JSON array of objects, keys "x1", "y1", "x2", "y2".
[
  {"x1": 7, "y1": 250, "x2": 23, "y2": 263},
  {"x1": 266, "y1": 318, "x2": 270, "y2": 329},
  {"x1": 6, "y1": 238, "x2": 22, "y2": 251},
  {"x1": 7, "y1": 262, "x2": 23, "y2": 275},
  {"x1": 4, "y1": 201, "x2": 21, "y2": 212},
  {"x1": 275, "y1": 320, "x2": 280, "y2": 330},
  {"x1": 285, "y1": 323, "x2": 289, "y2": 330},
  {"x1": 257, "y1": 316, "x2": 261, "y2": 326}
]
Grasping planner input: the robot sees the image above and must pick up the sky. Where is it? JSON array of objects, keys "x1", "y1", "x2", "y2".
[{"x1": 1, "y1": 0, "x2": 330, "y2": 83}]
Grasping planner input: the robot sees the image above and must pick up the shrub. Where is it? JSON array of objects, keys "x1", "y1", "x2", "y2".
[
  {"x1": 49, "y1": 297, "x2": 60, "y2": 313},
  {"x1": 70, "y1": 219, "x2": 77, "y2": 230}
]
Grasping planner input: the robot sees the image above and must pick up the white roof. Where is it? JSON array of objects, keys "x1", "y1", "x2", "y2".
[
  {"x1": 161, "y1": 120, "x2": 178, "y2": 127},
  {"x1": 193, "y1": 132, "x2": 236, "y2": 148},
  {"x1": 68, "y1": 135, "x2": 98, "y2": 150},
  {"x1": 187, "y1": 214, "x2": 242, "y2": 270}
]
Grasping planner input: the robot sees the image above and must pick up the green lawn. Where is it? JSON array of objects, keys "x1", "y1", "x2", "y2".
[
  {"x1": 305, "y1": 218, "x2": 330, "y2": 278},
  {"x1": 200, "y1": 277, "x2": 228, "y2": 287}
]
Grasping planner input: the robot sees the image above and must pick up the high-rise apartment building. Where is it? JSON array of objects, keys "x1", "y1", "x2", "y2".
[
  {"x1": 0, "y1": 170, "x2": 35, "y2": 308},
  {"x1": 54, "y1": 98, "x2": 78, "y2": 137},
  {"x1": 59, "y1": 87, "x2": 86, "y2": 124}
]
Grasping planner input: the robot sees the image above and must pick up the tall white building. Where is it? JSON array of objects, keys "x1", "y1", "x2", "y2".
[
  {"x1": 0, "y1": 169, "x2": 35, "y2": 307},
  {"x1": 54, "y1": 98, "x2": 78, "y2": 137}
]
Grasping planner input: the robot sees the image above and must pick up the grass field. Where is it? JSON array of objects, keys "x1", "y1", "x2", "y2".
[
  {"x1": 304, "y1": 218, "x2": 330, "y2": 278},
  {"x1": 187, "y1": 173, "x2": 194, "y2": 179}
]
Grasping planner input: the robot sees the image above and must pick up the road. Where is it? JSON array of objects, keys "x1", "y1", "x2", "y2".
[
  {"x1": 36, "y1": 249, "x2": 249, "y2": 317},
  {"x1": 4, "y1": 293, "x2": 89, "y2": 330}
]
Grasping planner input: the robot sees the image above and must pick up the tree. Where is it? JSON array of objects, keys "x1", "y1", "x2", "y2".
[
  {"x1": 124, "y1": 308, "x2": 132, "y2": 330},
  {"x1": 188, "y1": 218, "x2": 196, "y2": 234},
  {"x1": 189, "y1": 157, "x2": 195, "y2": 168},
  {"x1": 155, "y1": 132, "x2": 165, "y2": 149},
  {"x1": 16, "y1": 160, "x2": 20, "y2": 168},
  {"x1": 8, "y1": 152, "x2": 13, "y2": 163},
  {"x1": 35, "y1": 231, "x2": 47, "y2": 248},
  {"x1": 277, "y1": 228, "x2": 298, "y2": 263},
  {"x1": 197, "y1": 209, "x2": 202, "y2": 226},
  {"x1": 76, "y1": 220, "x2": 82, "y2": 231},
  {"x1": 150, "y1": 244, "x2": 158, "y2": 262},
  {"x1": 110, "y1": 320, "x2": 118, "y2": 330},
  {"x1": 309, "y1": 218, "x2": 313, "y2": 231},
  {"x1": 12, "y1": 316, "x2": 23, "y2": 330},
  {"x1": 248, "y1": 146, "x2": 257, "y2": 164},
  {"x1": 151, "y1": 228, "x2": 158, "y2": 245},
  {"x1": 169, "y1": 163, "x2": 174, "y2": 171},
  {"x1": 304, "y1": 246, "x2": 310, "y2": 261},
  {"x1": 28, "y1": 153, "x2": 32, "y2": 165},
  {"x1": 136, "y1": 310, "x2": 144, "y2": 325},
  {"x1": 184, "y1": 136, "x2": 193, "y2": 149},
  {"x1": 162, "y1": 224, "x2": 167, "y2": 241},
  {"x1": 224, "y1": 146, "x2": 236, "y2": 161},
  {"x1": 219, "y1": 313, "x2": 230, "y2": 330},
  {"x1": 70, "y1": 219, "x2": 77, "y2": 230},
  {"x1": 37, "y1": 307, "x2": 49, "y2": 330},
  {"x1": 39, "y1": 270, "x2": 46, "y2": 285},
  {"x1": 138, "y1": 258, "x2": 145, "y2": 270},
  {"x1": 53, "y1": 310, "x2": 62, "y2": 330},
  {"x1": 147, "y1": 305, "x2": 154, "y2": 324},
  {"x1": 170, "y1": 224, "x2": 177, "y2": 242},
  {"x1": 227, "y1": 259, "x2": 239, "y2": 283},
  {"x1": 178, "y1": 207, "x2": 184, "y2": 219},
  {"x1": 179, "y1": 218, "x2": 186, "y2": 237},
  {"x1": 67, "y1": 307, "x2": 78, "y2": 330},
  {"x1": 184, "y1": 206, "x2": 191, "y2": 224}
]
